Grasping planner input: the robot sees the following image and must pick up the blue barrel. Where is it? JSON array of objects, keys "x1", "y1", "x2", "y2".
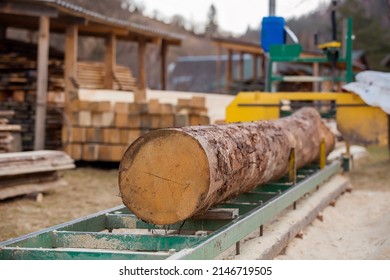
[{"x1": 261, "y1": 16, "x2": 285, "y2": 52}]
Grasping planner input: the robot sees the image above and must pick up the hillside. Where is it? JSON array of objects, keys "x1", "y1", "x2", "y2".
[{"x1": 6, "y1": 0, "x2": 389, "y2": 89}]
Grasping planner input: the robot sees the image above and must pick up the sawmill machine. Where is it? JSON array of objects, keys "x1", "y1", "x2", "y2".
[{"x1": 227, "y1": 2, "x2": 388, "y2": 147}]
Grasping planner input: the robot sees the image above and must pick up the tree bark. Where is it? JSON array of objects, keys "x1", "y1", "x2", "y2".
[{"x1": 119, "y1": 108, "x2": 335, "y2": 225}]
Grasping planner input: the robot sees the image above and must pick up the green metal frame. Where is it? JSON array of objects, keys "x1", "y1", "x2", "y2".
[
  {"x1": 0, "y1": 161, "x2": 342, "y2": 260},
  {"x1": 266, "y1": 17, "x2": 353, "y2": 92}
]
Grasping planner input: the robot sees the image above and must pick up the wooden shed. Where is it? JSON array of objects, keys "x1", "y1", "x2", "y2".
[{"x1": 0, "y1": 0, "x2": 182, "y2": 150}]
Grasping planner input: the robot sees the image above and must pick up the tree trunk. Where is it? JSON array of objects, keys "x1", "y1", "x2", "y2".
[{"x1": 119, "y1": 108, "x2": 335, "y2": 225}]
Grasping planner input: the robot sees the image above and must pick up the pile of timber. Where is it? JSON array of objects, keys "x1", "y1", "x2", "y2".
[
  {"x1": 63, "y1": 96, "x2": 210, "y2": 162},
  {"x1": 0, "y1": 111, "x2": 22, "y2": 153},
  {"x1": 118, "y1": 108, "x2": 335, "y2": 225},
  {"x1": 0, "y1": 40, "x2": 141, "y2": 151},
  {"x1": 0, "y1": 39, "x2": 65, "y2": 151},
  {"x1": 77, "y1": 61, "x2": 138, "y2": 92},
  {"x1": 0, "y1": 150, "x2": 75, "y2": 200}
]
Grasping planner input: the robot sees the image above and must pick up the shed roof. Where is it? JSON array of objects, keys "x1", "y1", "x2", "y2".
[
  {"x1": 213, "y1": 37, "x2": 264, "y2": 55},
  {"x1": 0, "y1": 0, "x2": 183, "y2": 45}
]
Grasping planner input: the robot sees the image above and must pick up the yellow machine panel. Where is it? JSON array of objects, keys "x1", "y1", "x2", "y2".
[{"x1": 226, "y1": 92, "x2": 388, "y2": 146}]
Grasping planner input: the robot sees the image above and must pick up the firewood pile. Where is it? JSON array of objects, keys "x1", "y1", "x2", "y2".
[
  {"x1": 0, "y1": 39, "x2": 64, "y2": 151},
  {"x1": 0, "y1": 110, "x2": 21, "y2": 153}
]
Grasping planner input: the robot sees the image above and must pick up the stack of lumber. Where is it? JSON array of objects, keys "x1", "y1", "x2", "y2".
[
  {"x1": 0, "y1": 150, "x2": 75, "y2": 200},
  {"x1": 63, "y1": 96, "x2": 210, "y2": 162},
  {"x1": 0, "y1": 39, "x2": 65, "y2": 150},
  {"x1": 0, "y1": 111, "x2": 22, "y2": 153},
  {"x1": 77, "y1": 62, "x2": 138, "y2": 92}
]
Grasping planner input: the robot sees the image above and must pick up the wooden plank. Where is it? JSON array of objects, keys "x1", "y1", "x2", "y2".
[
  {"x1": 108, "y1": 129, "x2": 120, "y2": 144},
  {"x1": 213, "y1": 40, "x2": 263, "y2": 55},
  {"x1": 34, "y1": 16, "x2": 50, "y2": 151},
  {"x1": 77, "y1": 111, "x2": 92, "y2": 126},
  {"x1": 128, "y1": 114, "x2": 141, "y2": 128},
  {"x1": 193, "y1": 208, "x2": 239, "y2": 220},
  {"x1": 160, "y1": 114, "x2": 174, "y2": 128},
  {"x1": 0, "y1": 179, "x2": 68, "y2": 200},
  {"x1": 119, "y1": 129, "x2": 128, "y2": 144},
  {"x1": 129, "y1": 102, "x2": 148, "y2": 114},
  {"x1": 148, "y1": 99, "x2": 161, "y2": 114},
  {"x1": 104, "y1": 33, "x2": 116, "y2": 89},
  {"x1": 141, "y1": 114, "x2": 159, "y2": 129},
  {"x1": 190, "y1": 96, "x2": 206, "y2": 109},
  {"x1": 174, "y1": 113, "x2": 189, "y2": 127},
  {"x1": 91, "y1": 111, "x2": 114, "y2": 127},
  {"x1": 82, "y1": 144, "x2": 99, "y2": 161},
  {"x1": 114, "y1": 102, "x2": 129, "y2": 114},
  {"x1": 160, "y1": 103, "x2": 174, "y2": 115},
  {"x1": 98, "y1": 144, "x2": 125, "y2": 161},
  {"x1": 71, "y1": 127, "x2": 86, "y2": 142},
  {"x1": 115, "y1": 113, "x2": 128, "y2": 128},
  {"x1": 85, "y1": 128, "x2": 103, "y2": 143},
  {"x1": 0, "y1": 151, "x2": 75, "y2": 177},
  {"x1": 12, "y1": 90, "x2": 25, "y2": 102},
  {"x1": 70, "y1": 144, "x2": 82, "y2": 160}
]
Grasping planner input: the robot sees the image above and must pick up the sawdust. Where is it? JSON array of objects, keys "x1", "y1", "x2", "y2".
[
  {"x1": 275, "y1": 189, "x2": 390, "y2": 259},
  {"x1": 273, "y1": 146, "x2": 390, "y2": 260}
]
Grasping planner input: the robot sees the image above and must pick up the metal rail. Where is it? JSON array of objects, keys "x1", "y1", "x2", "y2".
[{"x1": 0, "y1": 160, "x2": 342, "y2": 260}]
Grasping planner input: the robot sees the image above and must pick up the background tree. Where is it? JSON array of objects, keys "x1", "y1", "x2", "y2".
[
  {"x1": 338, "y1": 0, "x2": 390, "y2": 70},
  {"x1": 205, "y1": 4, "x2": 218, "y2": 37}
]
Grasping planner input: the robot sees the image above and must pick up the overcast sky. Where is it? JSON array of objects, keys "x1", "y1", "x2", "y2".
[{"x1": 135, "y1": 0, "x2": 332, "y2": 34}]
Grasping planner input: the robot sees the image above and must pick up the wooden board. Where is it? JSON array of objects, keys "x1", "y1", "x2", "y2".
[{"x1": 0, "y1": 179, "x2": 68, "y2": 200}]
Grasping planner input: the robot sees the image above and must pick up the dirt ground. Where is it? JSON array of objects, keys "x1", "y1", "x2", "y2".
[
  {"x1": 1, "y1": 146, "x2": 390, "y2": 260},
  {"x1": 0, "y1": 166, "x2": 121, "y2": 242}
]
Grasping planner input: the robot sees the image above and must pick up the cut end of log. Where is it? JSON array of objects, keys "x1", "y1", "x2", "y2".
[{"x1": 119, "y1": 129, "x2": 210, "y2": 225}]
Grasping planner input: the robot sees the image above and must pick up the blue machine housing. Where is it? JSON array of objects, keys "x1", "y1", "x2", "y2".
[{"x1": 261, "y1": 16, "x2": 286, "y2": 52}]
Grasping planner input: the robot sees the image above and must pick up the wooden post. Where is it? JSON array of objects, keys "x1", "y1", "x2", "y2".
[
  {"x1": 34, "y1": 16, "x2": 50, "y2": 151},
  {"x1": 64, "y1": 25, "x2": 78, "y2": 103},
  {"x1": 216, "y1": 44, "x2": 222, "y2": 94},
  {"x1": 137, "y1": 39, "x2": 147, "y2": 101},
  {"x1": 252, "y1": 54, "x2": 258, "y2": 80},
  {"x1": 239, "y1": 52, "x2": 244, "y2": 81},
  {"x1": 225, "y1": 49, "x2": 233, "y2": 93},
  {"x1": 313, "y1": 62, "x2": 320, "y2": 92},
  {"x1": 160, "y1": 39, "x2": 168, "y2": 90},
  {"x1": 261, "y1": 55, "x2": 266, "y2": 78},
  {"x1": 104, "y1": 33, "x2": 116, "y2": 89}
]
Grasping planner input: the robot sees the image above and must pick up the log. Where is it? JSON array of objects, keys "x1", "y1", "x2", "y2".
[{"x1": 118, "y1": 108, "x2": 335, "y2": 225}]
